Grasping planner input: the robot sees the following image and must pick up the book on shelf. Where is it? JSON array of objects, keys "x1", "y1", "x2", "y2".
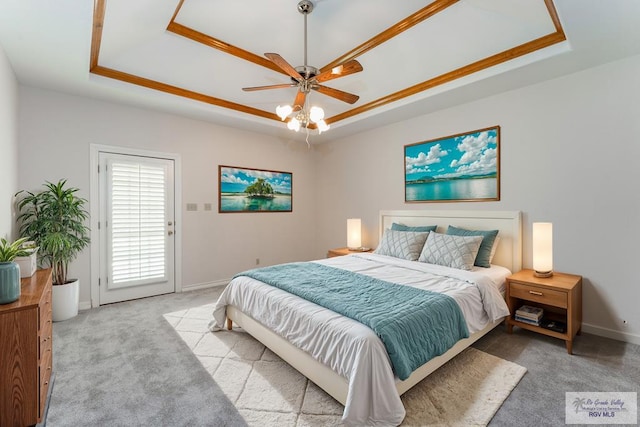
[
  {"x1": 515, "y1": 315, "x2": 540, "y2": 326},
  {"x1": 515, "y1": 305, "x2": 544, "y2": 321}
]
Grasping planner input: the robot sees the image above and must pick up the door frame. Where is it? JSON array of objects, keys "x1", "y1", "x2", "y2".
[{"x1": 89, "y1": 144, "x2": 183, "y2": 308}]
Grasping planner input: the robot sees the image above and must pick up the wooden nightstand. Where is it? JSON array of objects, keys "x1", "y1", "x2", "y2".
[
  {"x1": 506, "y1": 269, "x2": 582, "y2": 354},
  {"x1": 327, "y1": 247, "x2": 372, "y2": 258}
]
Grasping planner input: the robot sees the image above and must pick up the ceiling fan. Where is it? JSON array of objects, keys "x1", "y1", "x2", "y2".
[{"x1": 242, "y1": 0, "x2": 363, "y2": 131}]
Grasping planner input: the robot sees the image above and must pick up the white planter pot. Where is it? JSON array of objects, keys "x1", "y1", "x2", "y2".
[
  {"x1": 52, "y1": 279, "x2": 79, "y2": 322},
  {"x1": 14, "y1": 248, "x2": 38, "y2": 278}
]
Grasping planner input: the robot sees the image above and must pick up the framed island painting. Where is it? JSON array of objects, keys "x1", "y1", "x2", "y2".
[
  {"x1": 218, "y1": 165, "x2": 292, "y2": 213},
  {"x1": 404, "y1": 126, "x2": 500, "y2": 203}
]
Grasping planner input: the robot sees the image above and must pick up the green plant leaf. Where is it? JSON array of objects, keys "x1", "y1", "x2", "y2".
[{"x1": 15, "y1": 179, "x2": 90, "y2": 284}]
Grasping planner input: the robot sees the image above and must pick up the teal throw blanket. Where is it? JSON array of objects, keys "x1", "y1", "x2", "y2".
[{"x1": 236, "y1": 262, "x2": 469, "y2": 380}]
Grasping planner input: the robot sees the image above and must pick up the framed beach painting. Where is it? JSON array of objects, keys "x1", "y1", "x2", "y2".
[
  {"x1": 405, "y1": 126, "x2": 500, "y2": 203},
  {"x1": 218, "y1": 165, "x2": 292, "y2": 213}
]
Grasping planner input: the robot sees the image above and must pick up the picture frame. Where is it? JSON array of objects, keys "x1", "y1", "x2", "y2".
[
  {"x1": 218, "y1": 165, "x2": 292, "y2": 213},
  {"x1": 404, "y1": 126, "x2": 500, "y2": 203}
]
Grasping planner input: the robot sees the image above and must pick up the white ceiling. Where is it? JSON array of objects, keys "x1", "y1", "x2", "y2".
[{"x1": 1, "y1": 0, "x2": 639, "y2": 142}]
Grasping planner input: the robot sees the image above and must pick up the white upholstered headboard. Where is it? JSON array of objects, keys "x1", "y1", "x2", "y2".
[{"x1": 379, "y1": 210, "x2": 522, "y2": 273}]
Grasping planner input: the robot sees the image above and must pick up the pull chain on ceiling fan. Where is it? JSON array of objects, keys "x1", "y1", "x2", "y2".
[{"x1": 242, "y1": 0, "x2": 363, "y2": 133}]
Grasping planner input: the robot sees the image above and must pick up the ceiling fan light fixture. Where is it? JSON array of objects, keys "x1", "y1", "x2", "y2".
[
  {"x1": 276, "y1": 104, "x2": 293, "y2": 120},
  {"x1": 287, "y1": 117, "x2": 301, "y2": 132},
  {"x1": 244, "y1": 0, "x2": 362, "y2": 136},
  {"x1": 309, "y1": 106, "x2": 324, "y2": 122},
  {"x1": 316, "y1": 119, "x2": 330, "y2": 134}
]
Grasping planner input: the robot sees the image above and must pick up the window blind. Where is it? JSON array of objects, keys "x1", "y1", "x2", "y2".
[{"x1": 110, "y1": 161, "x2": 166, "y2": 285}]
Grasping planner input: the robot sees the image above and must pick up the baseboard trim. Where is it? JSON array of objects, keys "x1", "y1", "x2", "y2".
[
  {"x1": 582, "y1": 322, "x2": 640, "y2": 346},
  {"x1": 181, "y1": 279, "x2": 230, "y2": 292},
  {"x1": 81, "y1": 280, "x2": 229, "y2": 310}
]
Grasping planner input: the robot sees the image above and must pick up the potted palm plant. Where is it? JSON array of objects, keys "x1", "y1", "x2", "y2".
[
  {"x1": 0, "y1": 237, "x2": 30, "y2": 304},
  {"x1": 16, "y1": 179, "x2": 90, "y2": 321}
]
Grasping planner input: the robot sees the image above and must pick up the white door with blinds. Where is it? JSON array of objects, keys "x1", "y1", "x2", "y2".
[{"x1": 98, "y1": 153, "x2": 175, "y2": 304}]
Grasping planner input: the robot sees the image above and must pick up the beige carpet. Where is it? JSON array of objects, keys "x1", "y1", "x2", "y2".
[{"x1": 164, "y1": 304, "x2": 527, "y2": 427}]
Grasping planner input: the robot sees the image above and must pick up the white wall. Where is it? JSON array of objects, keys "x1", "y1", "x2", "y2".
[
  {"x1": 18, "y1": 87, "x2": 318, "y2": 306},
  {"x1": 0, "y1": 43, "x2": 18, "y2": 240},
  {"x1": 315, "y1": 54, "x2": 640, "y2": 344},
  {"x1": 16, "y1": 54, "x2": 640, "y2": 344}
]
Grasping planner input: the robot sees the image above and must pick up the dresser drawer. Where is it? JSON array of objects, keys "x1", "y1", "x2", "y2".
[
  {"x1": 510, "y1": 281, "x2": 567, "y2": 308},
  {"x1": 39, "y1": 284, "x2": 52, "y2": 332},
  {"x1": 40, "y1": 320, "x2": 53, "y2": 361},
  {"x1": 39, "y1": 348, "x2": 53, "y2": 418}
]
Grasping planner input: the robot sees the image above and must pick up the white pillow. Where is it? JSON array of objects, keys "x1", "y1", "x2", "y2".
[
  {"x1": 418, "y1": 232, "x2": 483, "y2": 271},
  {"x1": 374, "y1": 229, "x2": 429, "y2": 261}
]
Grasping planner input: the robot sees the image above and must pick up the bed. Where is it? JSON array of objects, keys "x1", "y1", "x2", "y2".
[{"x1": 210, "y1": 210, "x2": 522, "y2": 426}]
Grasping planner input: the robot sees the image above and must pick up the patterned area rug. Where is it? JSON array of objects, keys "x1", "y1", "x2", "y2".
[{"x1": 164, "y1": 304, "x2": 526, "y2": 426}]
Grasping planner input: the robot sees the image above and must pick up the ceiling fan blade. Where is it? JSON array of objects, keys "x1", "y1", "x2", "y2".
[
  {"x1": 315, "y1": 60, "x2": 363, "y2": 83},
  {"x1": 313, "y1": 85, "x2": 359, "y2": 104},
  {"x1": 265, "y1": 53, "x2": 303, "y2": 81},
  {"x1": 293, "y1": 91, "x2": 306, "y2": 110},
  {"x1": 242, "y1": 83, "x2": 297, "y2": 92}
]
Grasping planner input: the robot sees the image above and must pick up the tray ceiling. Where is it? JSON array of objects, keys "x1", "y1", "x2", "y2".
[{"x1": 1, "y1": 1, "x2": 640, "y2": 141}]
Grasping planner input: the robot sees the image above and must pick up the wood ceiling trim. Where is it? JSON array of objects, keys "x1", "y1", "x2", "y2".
[
  {"x1": 90, "y1": 0, "x2": 279, "y2": 122},
  {"x1": 91, "y1": 65, "x2": 279, "y2": 121},
  {"x1": 167, "y1": 0, "x2": 284, "y2": 74},
  {"x1": 320, "y1": 0, "x2": 459, "y2": 73},
  {"x1": 170, "y1": 0, "x2": 185, "y2": 23},
  {"x1": 327, "y1": 29, "x2": 567, "y2": 125},
  {"x1": 90, "y1": 0, "x2": 106, "y2": 70},
  {"x1": 90, "y1": 0, "x2": 567, "y2": 129},
  {"x1": 166, "y1": 22, "x2": 286, "y2": 76},
  {"x1": 545, "y1": 0, "x2": 565, "y2": 37}
]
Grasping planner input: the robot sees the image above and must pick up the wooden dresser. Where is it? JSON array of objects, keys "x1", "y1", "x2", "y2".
[{"x1": 0, "y1": 269, "x2": 53, "y2": 426}]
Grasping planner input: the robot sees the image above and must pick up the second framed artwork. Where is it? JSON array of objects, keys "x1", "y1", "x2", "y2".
[
  {"x1": 219, "y1": 165, "x2": 292, "y2": 213},
  {"x1": 404, "y1": 126, "x2": 500, "y2": 203}
]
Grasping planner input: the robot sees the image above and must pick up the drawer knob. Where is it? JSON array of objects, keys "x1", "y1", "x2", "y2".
[{"x1": 529, "y1": 290, "x2": 543, "y2": 296}]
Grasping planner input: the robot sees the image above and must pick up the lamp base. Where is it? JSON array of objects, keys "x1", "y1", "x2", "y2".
[{"x1": 533, "y1": 270, "x2": 553, "y2": 278}]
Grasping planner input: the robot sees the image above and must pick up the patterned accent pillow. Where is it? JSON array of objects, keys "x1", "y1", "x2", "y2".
[
  {"x1": 446, "y1": 225, "x2": 499, "y2": 268},
  {"x1": 373, "y1": 229, "x2": 430, "y2": 261},
  {"x1": 418, "y1": 232, "x2": 483, "y2": 271},
  {"x1": 390, "y1": 223, "x2": 437, "y2": 232}
]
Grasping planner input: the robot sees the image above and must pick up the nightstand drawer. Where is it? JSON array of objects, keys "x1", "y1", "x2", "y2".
[{"x1": 510, "y1": 281, "x2": 567, "y2": 308}]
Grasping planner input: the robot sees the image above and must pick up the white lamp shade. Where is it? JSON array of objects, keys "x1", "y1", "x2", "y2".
[
  {"x1": 347, "y1": 218, "x2": 362, "y2": 249},
  {"x1": 316, "y1": 119, "x2": 330, "y2": 133},
  {"x1": 287, "y1": 117, "x2": 301, "y2": 132},
  {"x1": 276, "y1": 105, "x2": 292, "y2": 120},
  {"x1": 309, "y1": 106, "x2": 325, "y2": 122},
  {"x1": 532, "y1": 222, "x2": 553, "y2": 277}
]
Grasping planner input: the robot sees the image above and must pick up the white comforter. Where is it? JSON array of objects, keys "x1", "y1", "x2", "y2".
[{"x1": 210, "y1": 253, "x2": 510, "y2": 426}]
